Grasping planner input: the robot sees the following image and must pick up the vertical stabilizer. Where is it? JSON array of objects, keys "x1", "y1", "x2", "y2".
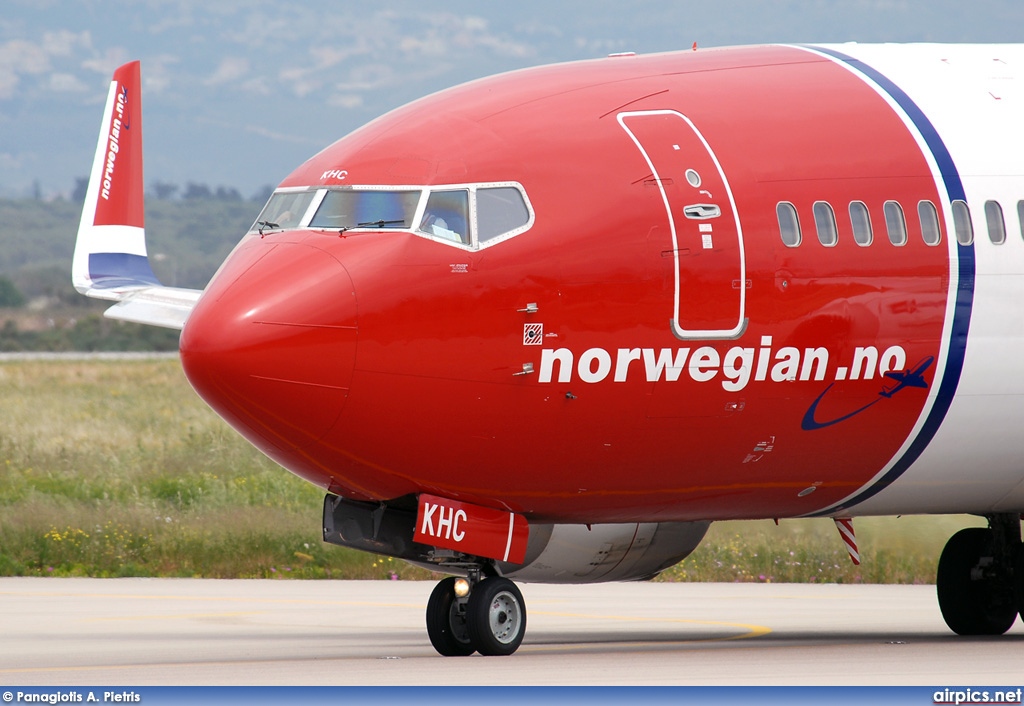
[
  {"x1": 73, "y1": 60, "x2": 159, "y2": 298},
  {"x1": 71, "y1": 61, "x2": 202, "y2": 331}
]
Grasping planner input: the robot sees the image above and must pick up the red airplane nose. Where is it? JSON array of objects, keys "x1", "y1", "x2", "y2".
[{"x1": 179, "y1": 237, "x2": 357, "y2": 461}]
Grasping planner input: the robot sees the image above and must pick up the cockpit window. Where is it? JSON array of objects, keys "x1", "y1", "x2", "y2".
[
  {"x1": 253, "y1": 182, "x2": 533, "y2": 249},
  {"x1": 309, "y1": 189, "x2": 420, "y2": 230},
  {"x1": 419, "y1": 190, "x2": 470, "y2": 244},
  {"x1": 477, "y1": 187, "x2": 530, "y2": 242},
  {"x1": 250, "y1": 190, "x2": 315, "y2": 232}
]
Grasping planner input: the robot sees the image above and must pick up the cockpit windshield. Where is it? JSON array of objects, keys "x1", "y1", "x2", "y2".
[
  {"x1": 250, "y1": 182, "x2": 533, "y2": 250},
  {"x1": 309, "y1": 190, "x2": 420, "y2": 231},
  {"x1": 250, "y1": 190, "x2": 315, "y2": 233},
  {"x1": 419, "y1": 190, "x2": 469, "y2": 244}
]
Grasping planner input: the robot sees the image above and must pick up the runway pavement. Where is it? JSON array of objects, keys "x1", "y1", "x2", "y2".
[{"x1": 1, "y1": 578, "x2": 1022, "y2": 685}]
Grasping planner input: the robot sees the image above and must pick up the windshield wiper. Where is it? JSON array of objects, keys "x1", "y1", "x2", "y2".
[
  {"x1": 356, "y1": 219, "x2": 405, "y2": 228},
  {"x1": 256, "y1": 220, "x2": 280, "y2": 236}
]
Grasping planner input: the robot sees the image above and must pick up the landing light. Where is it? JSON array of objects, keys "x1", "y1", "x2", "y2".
[{"x1": 453, "y1": 578, "x2": 471, "y2": 597}]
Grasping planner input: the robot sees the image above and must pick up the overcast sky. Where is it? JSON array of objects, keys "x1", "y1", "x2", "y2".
[{"x1": 2, "y1": 0, "x2": 1022, "y2": 199}]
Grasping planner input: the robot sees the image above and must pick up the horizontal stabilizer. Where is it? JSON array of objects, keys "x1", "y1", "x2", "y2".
[{"x1": 100, "y1": 286, "x2": 202, "y2": 330}]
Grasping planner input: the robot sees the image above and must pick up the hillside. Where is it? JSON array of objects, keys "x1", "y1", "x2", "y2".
[{"x1": 0, "y1": 196, "x2": 263, "y2": 350}]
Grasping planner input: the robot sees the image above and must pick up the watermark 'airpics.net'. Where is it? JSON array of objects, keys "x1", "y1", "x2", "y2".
[{"x1": 934, "y1": 688, "x2": 1024, "y2": 705}]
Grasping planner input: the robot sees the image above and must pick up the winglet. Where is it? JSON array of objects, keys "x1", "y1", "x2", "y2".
[{"x1": 73, "y1": 61, "x2": 201, "y2": 330}]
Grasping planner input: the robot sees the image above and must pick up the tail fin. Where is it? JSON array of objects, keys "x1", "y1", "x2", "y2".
[{"x1": 73, "y1": 61, "x2": 200, "y2": 330}]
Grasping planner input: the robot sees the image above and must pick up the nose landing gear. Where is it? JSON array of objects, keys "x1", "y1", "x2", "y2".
[{"x1": 425, "y1": 572, "x2": 527, "y2": 656}]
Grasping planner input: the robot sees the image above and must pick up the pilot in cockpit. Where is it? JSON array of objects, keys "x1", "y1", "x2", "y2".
[{"x1": 422, "y1": 211, "x2": 466, "y2": 244}]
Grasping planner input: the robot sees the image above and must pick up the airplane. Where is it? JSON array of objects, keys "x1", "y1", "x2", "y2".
[
  {"x1": 881, "y1": 356, "x2": 934, "y2": 398},
  {"x1": 74, "y1": 43, "x2": 1024, "y2": 656}
]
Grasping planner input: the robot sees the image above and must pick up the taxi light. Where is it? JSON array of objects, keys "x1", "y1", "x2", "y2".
[{"x1": 453, "y1": 578, "x2": 470, "y2": 597}]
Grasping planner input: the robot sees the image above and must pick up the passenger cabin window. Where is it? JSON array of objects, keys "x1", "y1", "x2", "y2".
[
  {"x1": 813, "y1": 201, "x2": 838, "y2": 247},
  {"x1": 309, "y1": 190, "x2": 420, "y2": 231},
  {"x1": 952, "y1": 200, "x2": 973, "y2": 245},
  {"x1": 849, "y1": 201, "x2": 872, "y2": 246},
  {"x1": 918, "y1": 200, "x2": 941, "y2": 246},
  {"x1": 1019, "y1": 201, "x2": 1024, "y2": 241},
  {"x1": 884, "y1": 201, "x2": 907, "y2": 246},
  {"x1": 477, "y1": 187, "x2": 531, "y2": 242},
  {"x1": 419, "y1": 190, "x2": 470, "y2": 244},
  {"x1": 250, "y1": 190, "x2": 315, "y2": 232},
  {"x1": 777, "y1": 202, "x2": 801, "y2": 247},
  {"x1": 985, "y1": 200, "x2": 1006, "y2": 244}
]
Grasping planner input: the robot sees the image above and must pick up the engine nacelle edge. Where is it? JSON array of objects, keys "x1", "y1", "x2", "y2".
[{"x1": 322, "y1": 494, "x2": 709, "y2": 583}]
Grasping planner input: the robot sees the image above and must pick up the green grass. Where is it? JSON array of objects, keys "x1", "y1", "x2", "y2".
[
  {"x1": 657, "y1": 515, "x2": 985, "y2": 585},
  {"x1": 0, "y1": 358, "x2": 435, "y2": 580},
  {"x1": 0, "y1": 358, "x2": 985, "y2": 582}
]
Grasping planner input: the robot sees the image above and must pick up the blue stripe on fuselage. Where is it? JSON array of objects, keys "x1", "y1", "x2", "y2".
[{"x1": 803, "y1": 45, "x2": 975, "y2": 514}]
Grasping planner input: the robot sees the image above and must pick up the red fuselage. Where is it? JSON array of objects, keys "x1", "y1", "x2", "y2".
[{"x1": 179, "y1": 45, "x2": 978, "y2": 524}]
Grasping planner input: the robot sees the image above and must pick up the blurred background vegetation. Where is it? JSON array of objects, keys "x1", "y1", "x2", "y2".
[
  {"x1": 0, "y1": 181, "x2": 268, "y2": 351},
  {"x1": 0, "y1": 357, "x2": 985, "y2": 582},
  {"x1": 0, "y1": 359, "x2": 440, "y2": 580}
]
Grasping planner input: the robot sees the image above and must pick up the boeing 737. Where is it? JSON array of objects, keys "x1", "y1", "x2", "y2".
[{"x1": 74, "y1": 43, "x2": 1024, "y2": 655}]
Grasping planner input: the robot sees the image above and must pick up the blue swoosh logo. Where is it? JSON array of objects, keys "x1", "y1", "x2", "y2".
[{"x1": 801, "y1": 357, "x2": 934, "y2": 431}]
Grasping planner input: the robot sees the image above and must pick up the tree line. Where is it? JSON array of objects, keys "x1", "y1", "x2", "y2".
[
  {"x1": 0, "y1": 193, "x2": 262, "y2": 351},
  {"x1": 70, "y1": 178, "x2": 274, "y2": 205}
]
